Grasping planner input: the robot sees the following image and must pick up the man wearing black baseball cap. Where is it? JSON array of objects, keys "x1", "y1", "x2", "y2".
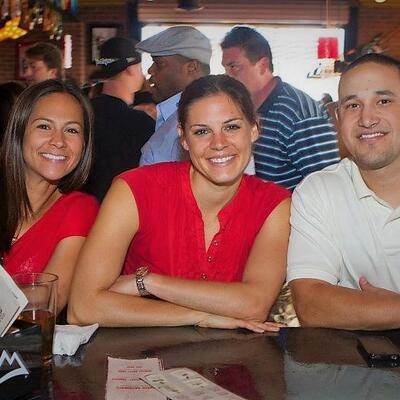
[{"x1": 84, "y1": 37, "x2": 155, "y2": 201}]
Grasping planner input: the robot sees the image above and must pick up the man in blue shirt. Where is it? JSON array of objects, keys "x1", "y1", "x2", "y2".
[
  {"x1": 136, "y1": 26, "x2": 211, "y2": 165},
  {"x1": 221, "y1": 26, "x2": 340, "y2": 190}
]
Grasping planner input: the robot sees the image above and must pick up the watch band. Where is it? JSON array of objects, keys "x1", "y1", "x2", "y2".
[{"x1": 135, "y1": 266, "x2": 150, "y2": 296}]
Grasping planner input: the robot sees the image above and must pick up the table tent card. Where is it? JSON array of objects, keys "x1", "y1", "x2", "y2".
[
  {"x1": 0, "y1": 267, "x2": 28, "y2": 337},
  {"x1": 143, "y1": 367, "x2": 247, "y2": 400},
  {"x1": 106, "y1": 357, "x2": 165, "y2": 400}
]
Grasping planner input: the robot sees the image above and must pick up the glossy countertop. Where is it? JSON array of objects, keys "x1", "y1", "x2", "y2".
[{"x1": 11, "y1": 327, "x2": 400, "y2": 399}]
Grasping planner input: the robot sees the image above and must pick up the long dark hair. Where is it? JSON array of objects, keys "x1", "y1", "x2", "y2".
[
  {"x1": 0, "y1": 81, "x2": 26, "y2": 145},
  {"x1": 0, "y1": 79, "x2": 93, "y2": 255}
]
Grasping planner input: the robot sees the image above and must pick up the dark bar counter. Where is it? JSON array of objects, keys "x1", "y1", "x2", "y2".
[{"x1": 38, "y1": 327, "x2": 400, "y2": 399}]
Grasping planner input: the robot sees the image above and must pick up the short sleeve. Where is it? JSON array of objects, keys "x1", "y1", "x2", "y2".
[
  {"x1": 265, "y1": 181, "x2": 291, "y2": 211},
  {"x1": 58, "y1": 193, "x2": 98, "y2": 240},
  {"x1": 287, "y1": 176, "x2": 343, "y2": 285},
  {"x1": 248, "y1": 177, "x2": 291, "y2": 218}
]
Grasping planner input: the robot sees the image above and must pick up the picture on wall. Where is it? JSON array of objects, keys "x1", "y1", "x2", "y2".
[
  {"x1": 89, "y1": 24, "x2": 121, "y2": 63},
  {"x1": 15, "y1": 42, "x2": 33, "y2": 80}
]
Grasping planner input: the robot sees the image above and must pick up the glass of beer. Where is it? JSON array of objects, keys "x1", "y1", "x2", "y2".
[{"x1": 13, "y1": 272, "x2": 58, "y2": 366}]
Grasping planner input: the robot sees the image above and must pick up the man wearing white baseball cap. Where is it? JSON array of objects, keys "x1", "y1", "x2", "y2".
[{"x1": 136, "y1": 26, "x2": 211, "y2": 165}]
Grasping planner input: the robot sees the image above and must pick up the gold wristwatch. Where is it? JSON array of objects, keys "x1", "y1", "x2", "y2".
[{"x1": 135, "y1": 266, "x2": 150, "y2": 296}]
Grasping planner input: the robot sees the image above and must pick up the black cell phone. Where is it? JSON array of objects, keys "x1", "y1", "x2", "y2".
[{"x1": 357, "y1": 336, "x2": 400, "y2": 367}]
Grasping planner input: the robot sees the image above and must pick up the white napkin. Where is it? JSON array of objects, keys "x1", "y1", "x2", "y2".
[{"x1": 53, "y1": 323, "x2": 99, "y2": 356}]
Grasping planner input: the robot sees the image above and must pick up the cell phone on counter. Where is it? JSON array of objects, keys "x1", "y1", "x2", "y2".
[{"x1": 357, "y1": 336, "x2": 400, "y2": 367}]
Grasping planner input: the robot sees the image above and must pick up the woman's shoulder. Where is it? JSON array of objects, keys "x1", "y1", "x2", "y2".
[
  {"x1": 58, "y1": 191, "x2": 98, "y2": 210},
  {"x1": 52, "y1": 192, "x2": 98, "y2": 224},
  {"x1": 243, "y1": 175, "x2": 291, "y2": 201},
  {"x1": 118, "y1": 161, "x2": 189, "y2": 187},
  {"x1": 52, "y1": 191, "x2": 98, "y2": 236}
]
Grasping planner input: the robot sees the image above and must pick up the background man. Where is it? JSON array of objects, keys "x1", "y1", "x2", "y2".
[
  {"x1": 221, "y1": 26, "x2": 339, "y2": 190},
  {"x1": 84, "y1": 37, "x2": 155, "y2": 201},
  {"x1": 23, "y1": 42, "x2": 63, "y2": 85},
  {"x1": 136, "y1": 25, "x2": 211, "y2": 165},
  {"x1": 287, "y1": 53, "x2": 400, "y2": 330}
]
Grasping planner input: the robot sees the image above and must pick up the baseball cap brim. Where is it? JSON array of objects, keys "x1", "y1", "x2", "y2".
[{"x1": 91, "y1": 57, "x2": 141, "y2": 80}]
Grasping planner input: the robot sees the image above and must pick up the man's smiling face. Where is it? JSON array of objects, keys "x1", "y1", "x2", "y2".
[{"x1": 337, "y1": 61, "x2": 400, "y2": 172}]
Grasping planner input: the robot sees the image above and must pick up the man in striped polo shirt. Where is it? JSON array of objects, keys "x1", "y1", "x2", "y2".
[{"x1": 221, "y1": 26, "x2": 340, "y2": 190}]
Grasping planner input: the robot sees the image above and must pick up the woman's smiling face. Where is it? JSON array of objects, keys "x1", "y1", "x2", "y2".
[
  {"x1": 23, "y1": 92, "x2": 84, "y2": 186},
  {"x1": 180, "y1": 92, "x2": 259, "y2": 187}
]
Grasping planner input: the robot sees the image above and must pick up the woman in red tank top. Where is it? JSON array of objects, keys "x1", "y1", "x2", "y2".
[{"x1": 70, "y1": 75, "x2": 290, "y2": 332}]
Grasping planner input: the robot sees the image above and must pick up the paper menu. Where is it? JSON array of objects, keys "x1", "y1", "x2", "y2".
[
  {"x1": 106, "y1": 357, "x2": 166, "y2": 400},
  {"x1": 0, "y1": 266, "x2": 28, "y2": 337},
  {"x1": 143, "y1": 367, "x2": 247, "y2": 400}
]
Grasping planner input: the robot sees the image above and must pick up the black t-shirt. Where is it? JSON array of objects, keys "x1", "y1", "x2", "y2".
[{"x1": 84, "y1": 94, "x2": 155, "y2": 202}]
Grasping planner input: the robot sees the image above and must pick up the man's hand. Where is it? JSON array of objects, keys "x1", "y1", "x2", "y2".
[{"x1": 359, "y1": 276, "x2": 397, "y2": 297}]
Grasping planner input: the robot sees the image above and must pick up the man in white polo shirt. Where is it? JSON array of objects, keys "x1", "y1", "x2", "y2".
[{"x1": 287, "y1": 53, "x2": 400, "y2": 330}]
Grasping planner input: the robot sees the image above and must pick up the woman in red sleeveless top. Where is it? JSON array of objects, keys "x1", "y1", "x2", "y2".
[
  {"x1": 69, "y1": 75, "x2": 290, "y2": 332},
  {"x1": 0, "y1": 80, "x2": 98, "y2": 313}
]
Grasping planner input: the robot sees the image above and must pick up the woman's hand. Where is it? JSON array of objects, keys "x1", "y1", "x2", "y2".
[{"x1": 196, "y1": 313, "x2": 284, "y2": 333}]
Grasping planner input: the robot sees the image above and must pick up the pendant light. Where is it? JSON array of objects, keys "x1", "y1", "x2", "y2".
[
  {"x1": 317, "y1": 0, "x2": 339, "y2": 60},
  {"x1": 176, "y1": 0, "x2": 203, "y2": 11}
]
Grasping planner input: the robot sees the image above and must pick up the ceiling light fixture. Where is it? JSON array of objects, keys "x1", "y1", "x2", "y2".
[
  {"x1": 176, "y1": 0, "x2": 203, "y2": 11},
  {"x1": 318, "y1": 0, "x2": 338, "y2": 60}
]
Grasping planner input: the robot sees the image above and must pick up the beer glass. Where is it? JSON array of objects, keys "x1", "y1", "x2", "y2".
[{"x1": 13, "y1": 272, "x2": 58, "y2": 366}]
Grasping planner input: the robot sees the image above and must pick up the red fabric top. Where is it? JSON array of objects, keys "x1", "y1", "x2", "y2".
[
  {"x1": 4, "y1": 191, "x2": 98, "y2": 275},
  {"x1": 119, "y1": 162, "x2": 290, "y2": 282}
]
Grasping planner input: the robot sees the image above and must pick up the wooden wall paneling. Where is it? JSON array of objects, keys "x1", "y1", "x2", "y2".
[{"x1": 138, "y1": 0, "x2": 350, "y2": 25}]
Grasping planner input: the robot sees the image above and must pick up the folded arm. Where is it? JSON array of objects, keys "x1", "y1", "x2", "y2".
[
  {"x1": 68, "y1": 179, "x2": 285, "y2": 332},
  {"x1": 126, "y1": 198, "x2": 290, "y2": 321},
  {"x1": 287, "y1": 178, "x2": 400, "y2": 331},
  {"x1": 290, "y1": 277, "x2": 400, "y2": 330}
]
